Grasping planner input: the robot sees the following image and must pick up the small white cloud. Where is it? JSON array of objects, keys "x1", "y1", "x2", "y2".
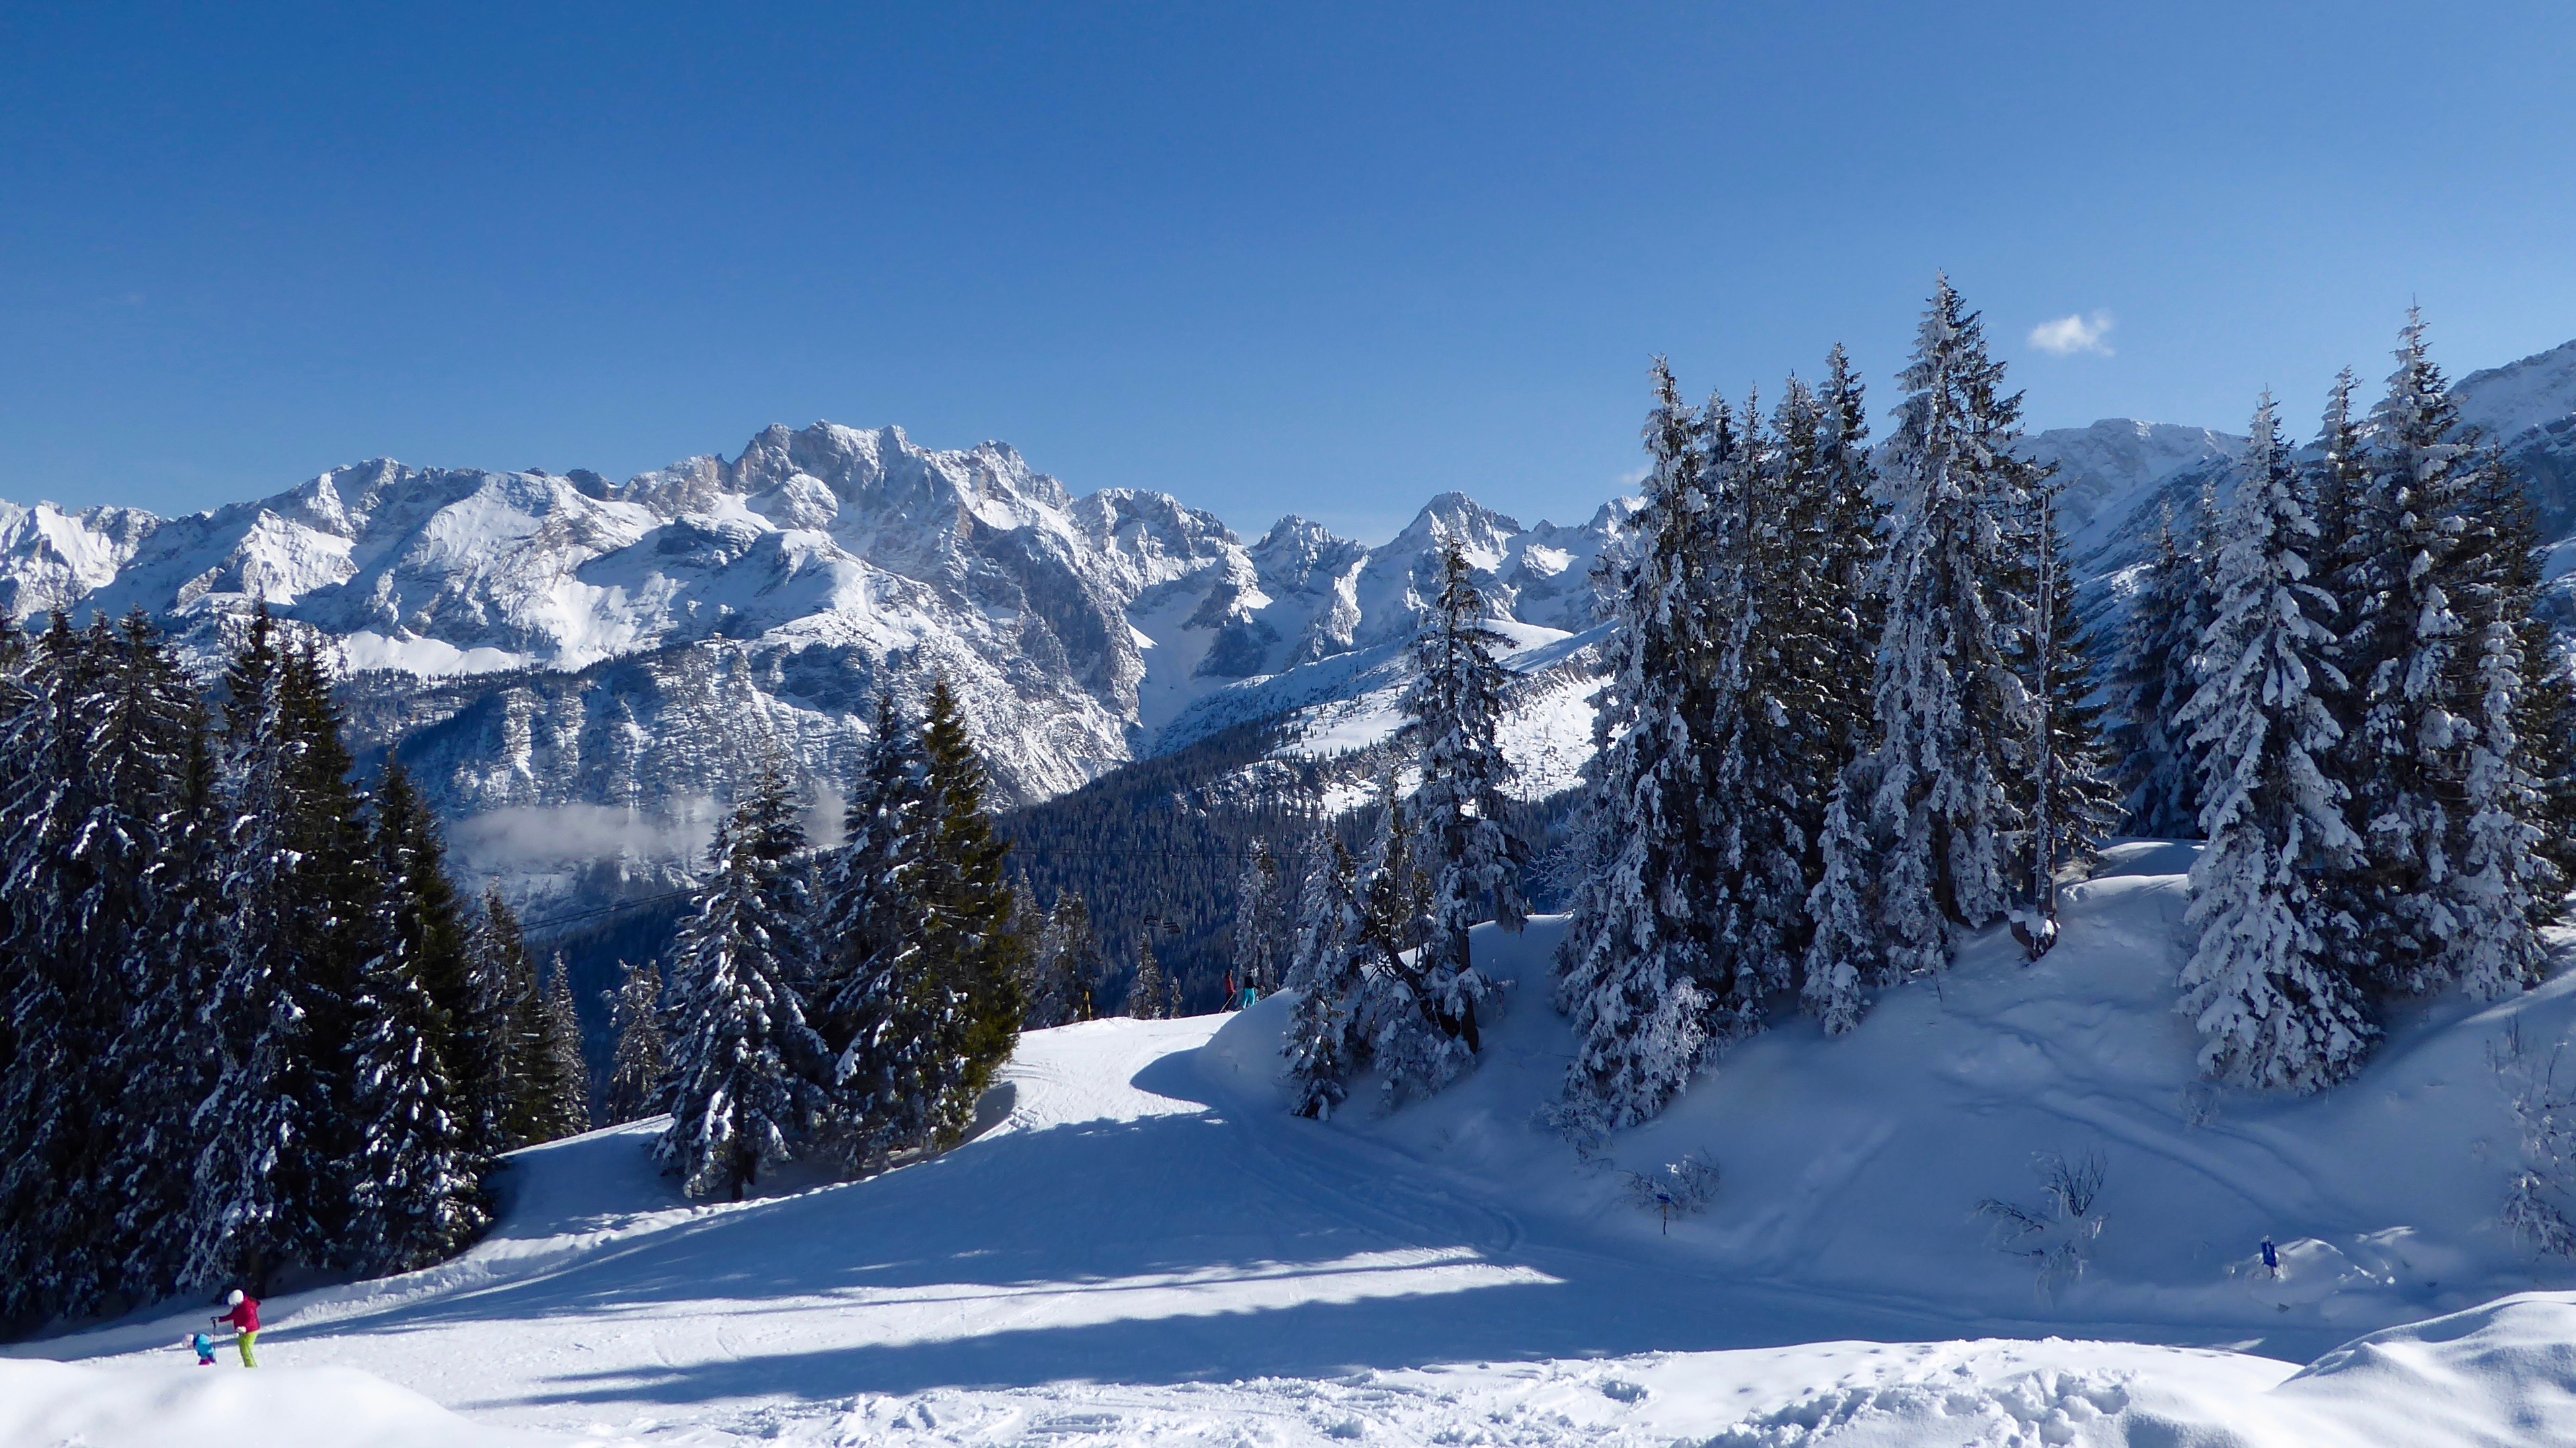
[{"x1": 2029, "y1": 311, "x2": 2115, "y2": 357}]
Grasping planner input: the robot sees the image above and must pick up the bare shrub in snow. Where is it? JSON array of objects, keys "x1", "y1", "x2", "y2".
[
  {"x1": 1977, "y1": 1149, "x2": 2107, "y2": 1299},
  {"x1": 2490, "y1": 1020, "x2": 2576, "y2": 1256},
  {"x1": 1626, "y1": 1152, "x2": 1721, "y2": 1221},
  {"x1": 1532, "y1": 1096, "x2": 1616, "y2": 1166},
  {"x1": 2179, "y1": 1081, "x2": 2222, "y2": 1130}
]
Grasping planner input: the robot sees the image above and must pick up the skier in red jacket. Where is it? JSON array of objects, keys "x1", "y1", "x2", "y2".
[{"x1": 211, "y1": 1289, "x2": 260, "y2": 1367}]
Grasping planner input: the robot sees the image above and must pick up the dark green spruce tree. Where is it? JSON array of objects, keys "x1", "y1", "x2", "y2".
[{"x1": 912, "y1": 677, "x2": 1028, "y2": 1143}]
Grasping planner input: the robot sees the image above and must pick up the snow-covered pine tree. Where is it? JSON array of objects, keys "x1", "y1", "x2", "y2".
[
  {"x1": 658, "y1": 759, "x2": 825, "y2": 1200},
  {"x1": 911, "y1": 677, "x2": 1028, "y2": 1141},
  {"x1": 535, "y1": 957, "x2": 593, "y2": 1139},
  {"x1": 1813, "y1": 346, "x2": 1887, "y2": 757},
  {"x1": 2005, "y1": 483, "x2": 2121, "y2": 949},
  {"x1": 1049, "y1": 892, "x2": 1108, "y2": 1022},
  {"x1": 1283, "y1": 839, "x2": 1369, "y2": 1118},
  {"x1": 2454, "y1": 435, "x2": 2576, "y2": 916},
  {"x1": 1555, "y1": 360, "x2": 1720, "y2": 1126},
  {"x1": 188, "y1": 615, "x2": 383, "y2": 1289},
  {"x1": 1702, "y1": 387, "x2": 1842, "y2": 1017},
  {"x1": 369, "y1": 751, "x2": 492, "y2": 1170},
  {"x1": 2110, "y1": 511, "x2": 2209, "y2": 837},
  {"x1": 1231, "y1": 842, "x2": 1291, "y2": 1001},
  {"x1": 810, "y1": 693, "x2": 947, "y2": 1168},
  {"x1": 185, "y1": 605, "x2": 303, "y2": 1291},
  {"x1": 2334, "y1": 313, "x2": 2481, "y2": 997},
  {"x1": 342, "y1": 749, "x2": 486, "y2": 1274},
  {"x1": 1799, "y1": 351, "x2": 1891, "y2": 1034},
  {"x1": 1353, "y1": 773, "x2": 1451, "y2": 1106},
  {"x1": 1854, "y1": 278, "x2": 2037, "y2": 980},
  {"x1": 96, "y1": 610, "x2": 224, "y2": 1303},
  {"x1": 344, "y1": 864, "x2": 482, "y2": 1274},
  {"x1": 0, "y1": 613, "x2": 24, "y2": 1114},
  {"x1": 0, "y1": 615, "x2": 125, "y2": 1320},
  {"x1": 276, "y1": 642, "x2": 389, "y2": 1266},
  {"x1": 1799, "y1": 771, "x2": 1882, "y2": 1034},
  {"x1": 1021, "y1": 891, "x2": 1103, "y2": 1028},
  {"x1": 2308, "y1": 368, "x2": 2369, "y2": 710},
  {"x1": 1127, "y1": 931, "x2": 1168, "y2": 1019},
  {"x1": 1387, "y1": 535, "x2": 1526, "y2": 1091},
  {"x1": 603, "y1": 960, "x2": 667, "y2": 1124},
  {"x1": 2179, "y1": 394, "x2": 2373, "y2": 1090},
  {"x1": 2491, "y1": 469, "x2": 2576, "y2": 892},
  {"x1": 2427, "y1": 427, "x2": 2560, "y2": 995},
  {"x1": 471, "y1": 888, "x2": 543, "y2": 1153},
  {"x1": 507, "y1": 944, "x2": 586, "y2": 1148}
]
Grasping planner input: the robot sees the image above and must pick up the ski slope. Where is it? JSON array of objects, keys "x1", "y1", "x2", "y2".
[{"x1": 13, "y1": 843, "x2": 2576, "y2": 1445}]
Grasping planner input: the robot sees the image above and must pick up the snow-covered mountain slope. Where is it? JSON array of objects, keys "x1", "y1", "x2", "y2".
[
  {"x1": 15, "y1": 841, "x2": 2576, "y2": 1446},
  {"x1": 2024, "y1": 418, "x2": 2245, "y2": 561},
  {"x1": 2456, "y1": 337, "x2": 2576, "y2": 445},
  {"x1": 0, "y1": 426, "x2": 1622, "y2": 906}
]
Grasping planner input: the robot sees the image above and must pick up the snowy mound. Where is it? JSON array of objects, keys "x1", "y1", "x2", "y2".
[
  {"x1": 15, "y1": 841, "x2": 2576, "y2": 1445},
  {"x1": 0, "y1": 1357, "x2": 545, "y2": 1447}
]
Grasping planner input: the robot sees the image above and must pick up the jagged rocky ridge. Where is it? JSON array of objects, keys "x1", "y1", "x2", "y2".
[
  {"x1": 0, "y1": 424, "x2": 1624, "y2": 907},
  {"x1": 4, "y1": 336, "x2": 2573, "y2": 911}
]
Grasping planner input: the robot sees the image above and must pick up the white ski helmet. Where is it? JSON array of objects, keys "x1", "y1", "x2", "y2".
[{"x1": 226, "y1": 1289, "x2": 244, "y2": 1307}]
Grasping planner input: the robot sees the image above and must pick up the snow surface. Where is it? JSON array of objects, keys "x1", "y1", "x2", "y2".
[{"x1": 16, "y1": 843, "x2": 2576, "y2": 1445}]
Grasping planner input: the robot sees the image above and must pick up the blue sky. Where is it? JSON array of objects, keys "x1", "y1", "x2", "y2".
[{"x1": 3, "y1": 3, "x2": 2571, "y2": 541}]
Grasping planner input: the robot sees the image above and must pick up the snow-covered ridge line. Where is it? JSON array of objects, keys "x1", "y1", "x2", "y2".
[{"x1": 0, "y1": 424, "x2": 1630, "y2": 905}]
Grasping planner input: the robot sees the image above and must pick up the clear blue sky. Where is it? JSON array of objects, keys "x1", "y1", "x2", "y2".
[{"x1": 4, "y1": 3, "x2": 2571, "y2": 541}]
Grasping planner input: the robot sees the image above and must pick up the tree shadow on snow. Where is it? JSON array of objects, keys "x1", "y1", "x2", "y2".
[{"x1": 318, "y1": 1047, "x2": 2257, "y2": 1410}]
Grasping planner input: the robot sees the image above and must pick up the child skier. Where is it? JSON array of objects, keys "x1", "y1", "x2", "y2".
[
  {"x1": 211, "y1": 1289, "x2": 260, "y2": 1367},
  {"x1": 188, "y1": 1330, "x2": 217, "y2": 1365}
]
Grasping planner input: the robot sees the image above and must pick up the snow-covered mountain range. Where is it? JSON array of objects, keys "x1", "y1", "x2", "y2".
[
  {"x1": 0, "y1": 424, "x2": 1624, "y2": 903},
  {"x1": 5, "y1": 335, "x2": 2573, "y2": 907}
]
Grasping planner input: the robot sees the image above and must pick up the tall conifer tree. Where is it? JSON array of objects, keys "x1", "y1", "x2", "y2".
[
  {"x1": 911, "y1": 679, "x2": 1027, "y2": 1142},
  {"x1": 660, "y1": 761, "x2": 823, "y2": 1200},
  {"x1": 1392, "y1": 536, "x2": 1525, "y2": 1084},
  {"x1": 2110, "y1": 512, "x2": 2209, "y2": 837},
  {"x1": 1822, "y1": 279, "x2": 2041, "y2": 991},
  {"x1": 2335, "y1": 313, "x2": 2482, "y2": 996},
  {"x1": 603, "y1": 960, "x2": 667, "y2": 1125},
  {"x1": 1555, "y1": 362, "x2": 1722, "y2": 1125},
  {"x1": 2179, "y1": 396, "x2": 2372, "y2": 1090},
  {"x1": 1284, "y1": 840, "x2": 1370, "y2": 1119},
  {"x1": 812, "y1": 693, "x2": 946, "y2": 1166}
]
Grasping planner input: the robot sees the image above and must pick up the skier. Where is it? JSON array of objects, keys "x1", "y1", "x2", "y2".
[
  {"x1": 188, "y1": 1330, "x2": 217, "y2": 1365},
  {"x1": 2261, "y1": 1237, "x2": 2279, "y2": 1280},
  {"x1": 211, "y1": 1288, "x2": 260, "y2": 1367}
]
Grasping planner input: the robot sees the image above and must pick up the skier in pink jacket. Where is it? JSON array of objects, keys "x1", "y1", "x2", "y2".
[{"x1": 211, "y1": 1289, "x2": 260, "y2": 1367}]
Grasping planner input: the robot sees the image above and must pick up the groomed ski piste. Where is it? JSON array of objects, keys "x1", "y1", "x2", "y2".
[{"x1": 13, "y1": 841, "x2": 2576, "y2": 1446}]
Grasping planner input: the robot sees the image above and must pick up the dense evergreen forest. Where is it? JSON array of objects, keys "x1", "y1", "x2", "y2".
[{"x1": 0, "y1": 605, "x2": 592, "y2": 1332}]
